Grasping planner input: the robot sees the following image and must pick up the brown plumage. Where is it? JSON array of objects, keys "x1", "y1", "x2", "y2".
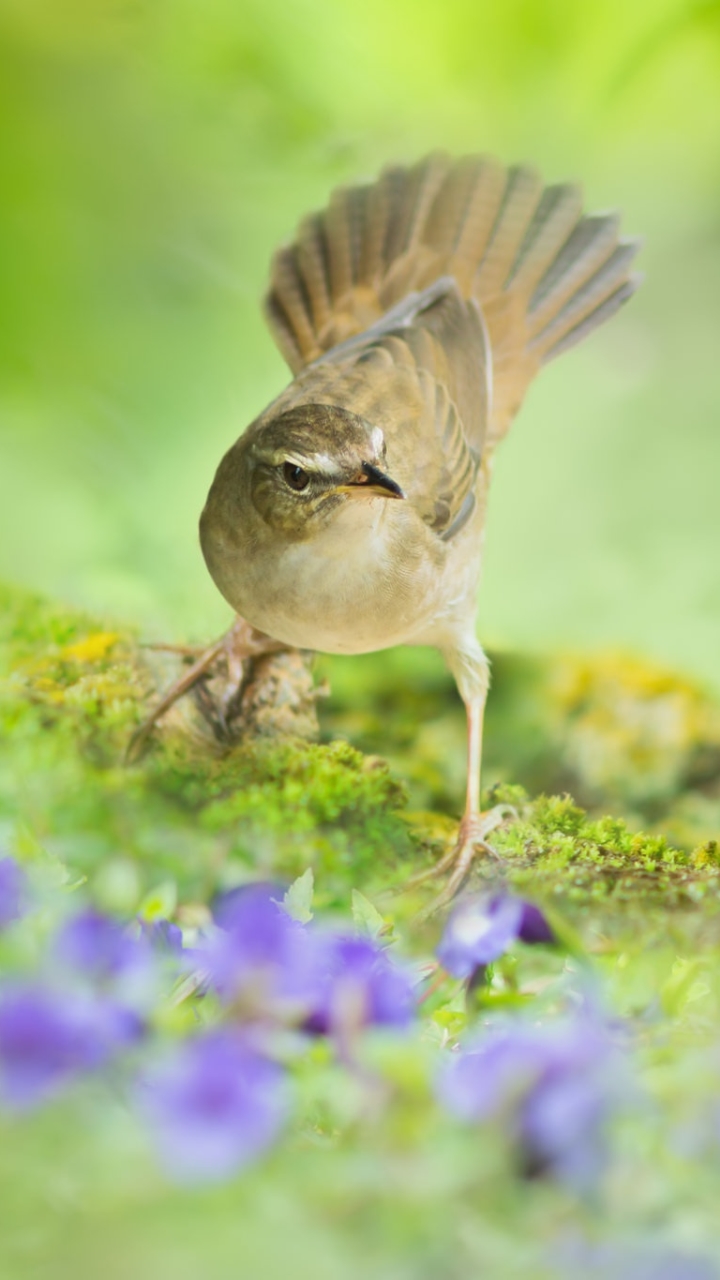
[
  {"x1": 136, "y1": 152, "x2": 641, "y2": 905},
  {"x1": 264, "y1": 152, "x2": 640, "y2": 449}
]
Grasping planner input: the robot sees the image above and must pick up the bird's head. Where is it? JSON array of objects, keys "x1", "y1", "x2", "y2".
[{"x1": 201, "y1": 403, "x2": 405, "y2": 548}]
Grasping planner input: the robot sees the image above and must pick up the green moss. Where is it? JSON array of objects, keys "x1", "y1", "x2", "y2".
[
  {"x1": 2, "y1": 580, "x2": 719, "y2": 926},
  {"x1": 0, "y1": 583, "x2": 413, "y2": 908},
  {"x1": 323, "y1": 645, "x2": 720, "y2": 851},
  {"x1": 441, "y1": 786, "x2": 720, "y2": 934}
]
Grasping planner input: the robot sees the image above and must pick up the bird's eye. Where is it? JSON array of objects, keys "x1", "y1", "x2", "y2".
[{"x1": 283, "y1": 462, "x2": 310, "y2": 491}]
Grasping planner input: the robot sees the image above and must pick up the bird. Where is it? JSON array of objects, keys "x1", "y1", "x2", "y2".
[{"x1": 134, "y1": 152, "x2": 641, "y2": 905}]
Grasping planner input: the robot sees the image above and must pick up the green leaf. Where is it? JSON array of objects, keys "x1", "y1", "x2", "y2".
[
  {"x1": 137, "y1": 879, "x2": 177, "y2": 922},
  {"x1": 660, "y1": 957, "x2": 710, "y2": 1017},
  {"x1": 351, "y1": 889, "x2": 388, "y2": 938},
  {"x1": 283, "y1": 867, "x2": 314, "y2": 923}
]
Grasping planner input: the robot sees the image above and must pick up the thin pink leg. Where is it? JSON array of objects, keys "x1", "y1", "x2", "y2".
[{"x1": 410, "y1": 693, "x2": 512, "y2": 912}]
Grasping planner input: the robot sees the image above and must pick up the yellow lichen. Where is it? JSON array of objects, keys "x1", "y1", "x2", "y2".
[{"x1": 58, "y1": 632, "x2": 120, "y2": 664}]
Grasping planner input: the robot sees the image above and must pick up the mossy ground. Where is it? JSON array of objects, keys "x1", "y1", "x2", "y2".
[{"x1": 3, "y1": 580, "x2": 719, "y2": 932}]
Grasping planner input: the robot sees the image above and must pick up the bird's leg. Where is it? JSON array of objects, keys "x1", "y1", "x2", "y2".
[
  {"x1": 409, "y1": 644, "x2": 514, "y2": 909},
  {"x1": 127, "y1": 616, "x2": 285, "y2": 762},
  {"x1": 428, "y1": 696, "x2": 506, "y2": 903}
]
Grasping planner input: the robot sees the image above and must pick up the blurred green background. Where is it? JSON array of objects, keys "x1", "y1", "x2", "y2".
[{"x1": 1, "y1": 0, "x2": 719, "y2": 686}]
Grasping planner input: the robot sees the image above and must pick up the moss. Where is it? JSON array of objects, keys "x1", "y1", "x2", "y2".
[
  {"x1": 456, "y1": 786, "x2": 720, "y2": 927},
  {"x1": 692, "y1": 839, "x2": 720, "y2": 869},
  {"x1": 2, "y1": 580, "x2": 719, "y2": 927},
  {"x1": 322, "y1": 645, "x2": 720, "y2": 849},
  {"x1": 0, "y1": 583, "x2": 413, "y2": 908}
]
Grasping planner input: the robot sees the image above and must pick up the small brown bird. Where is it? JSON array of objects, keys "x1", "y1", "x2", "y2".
[{"x1": 139, "y1": 153, "x2": 640, "y2": 903}]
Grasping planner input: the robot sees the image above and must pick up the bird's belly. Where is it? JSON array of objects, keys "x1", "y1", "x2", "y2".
[{"x1": 235, "y1": 516, "x2": 444, "y2": 656}]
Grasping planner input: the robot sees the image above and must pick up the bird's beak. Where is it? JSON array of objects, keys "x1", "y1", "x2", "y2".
[{"x1": 337, "y1": 461, "x2": 405, "y2": 500}]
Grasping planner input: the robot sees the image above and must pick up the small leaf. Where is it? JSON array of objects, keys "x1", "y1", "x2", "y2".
[
  {"x1": 138, "y1": 880, "x2": 177, "y2": 922},
  {"x1": 351, "y1": 889, "x2": 388, "y2": 938},
  {"x1": 283, "y1": 868, "x2": 314, "y2": 923},
  {"x1": 660, "y1": 957, "x2": 708, "y2": 1017}
]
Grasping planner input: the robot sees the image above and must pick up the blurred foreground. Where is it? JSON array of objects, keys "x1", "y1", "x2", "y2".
[{"x1": 1, "y1": 582, "x2": 720, "y2": 1277}]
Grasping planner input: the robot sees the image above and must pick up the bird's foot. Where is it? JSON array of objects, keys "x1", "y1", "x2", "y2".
[
  {"x1": 410, "y1": 805, "x2": 516, "y2": 916},
  {"x1": 126, "y1": 617, "x2": 285, "y2": 763}
]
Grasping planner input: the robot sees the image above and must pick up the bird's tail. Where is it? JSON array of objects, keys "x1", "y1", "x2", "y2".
[{"x1": 264, "y1": 153, "x2": 641, "y2": 448}]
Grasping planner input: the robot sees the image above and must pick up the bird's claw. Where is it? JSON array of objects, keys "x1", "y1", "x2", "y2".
[
  {"x1": 126, "y1": 617, "x2": 283, "y2": 763},
  {"x1": 410, "y1": 804, "x2": 517, "y2": 918}
]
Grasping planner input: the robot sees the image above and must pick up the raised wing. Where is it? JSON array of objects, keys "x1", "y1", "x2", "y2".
[{"x1": 264, "y1": 153, "x2": 640, "y2": 451}]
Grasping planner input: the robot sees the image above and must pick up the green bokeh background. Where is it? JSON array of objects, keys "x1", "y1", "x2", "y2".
[
  {"x1": 2, "y1": 10, "x2": 720, "y2": 1274},
  {"x1": 1, "y1": 0, "x2": 719, "y2": 685}
]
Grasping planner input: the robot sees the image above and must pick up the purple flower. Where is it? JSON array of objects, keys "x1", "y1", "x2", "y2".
[
  {"x1": 0, "y1": 982, "x2": 140, "y2": 1109},
  {"x1": 196, "y1": 884, "x2": 319, "y2": 1019},
  {"x1": 516, "y1": 901, "x2": 555, "y2": 945},
  {"x1": 436, "y1": 1013, "x2": 621, "y2": 1190},
  {"x1": 139, "y1": 918, "x2": 184, "y2": 955},
  {"x1": 556, "y1": 1240, "x2": 719, "y2": 1280},
  {"x1": 54, "y1": 909, "x2": 161, "y2": 1016},
  {"x1": 55, "y1": 910, "x2": 147, "y2": 980},
  {"x1": 437, "y1": 894, "x2": 555, "y2": 979},
  {"x1": 304, "y1": 934, "x2": 415, "y2": 1038},
  {"x1": 212, "y1": 882, "x2": 288, "y2": 932},
  {"x1": 196, "y1": 885, "x2": 416, "y2": 1039},
  {"x1": 0, "y1": 857, "x2": 27, "y2": 930},
  {"x1": 437, "y1": 896, "x2": 523, "y2": 978},
  {"x1": 137, "y1": 1029, "x2": 290, "y2": 1184}
]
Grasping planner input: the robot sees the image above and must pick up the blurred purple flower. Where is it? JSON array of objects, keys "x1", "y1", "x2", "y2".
[
  {"x1": 556, "y1": 1239, "x2": 719, "y2": 1280},
  {"x1": 437, "y1": 896, "x2": 523, "y2": 978},
  {"x1": 197, "y1": 885, "x2": 416, "y2": 1039},
  {"x1": 196, "y1": 884, "x2": 319, "y2": 1019},
  {"x1": 0, "y1": 857, "x2": 27, "y2": 930},
  {"x1": 437, "y1": 1012, "x2": 621, "y2": 1190},
  {"x1": 212, "y1": 882, "x2": 288, "y2": 931},
  {"x1": 54, "y1": 909, "x2": 163, "y2": 1016},
  {"x1": 0, "y1": 981, "x2": 142, "y2": 1109},
  {"x1": 437, "y1": 894, "x2": 555, "y2": 979},
  {"x1": 55, "y1": 910, "x2": 147, "y2": 980},
  {"x1": 304, "y1": 934, "x2": 415, "y2": 1038},
  {"x1": 516, "y1": 901, "x2": 555, "y2": 945},
  {"x1": 139, "y1": 918, "x2": 184, "y2": 955},
  {"x1": 137, "y1": 1029, "x2": 290, "y2": 1183}
]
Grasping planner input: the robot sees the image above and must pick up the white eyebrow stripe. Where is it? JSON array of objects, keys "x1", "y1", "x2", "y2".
[
  {"x1": 370, "y1": 427, "x2": 384, "y2": 456},
  {"x1": 284, "y1": 451, "x2": 341, "y2": 476},
  {"x1": 260, "y1": 446, "x2": 343, "y2": 476}
]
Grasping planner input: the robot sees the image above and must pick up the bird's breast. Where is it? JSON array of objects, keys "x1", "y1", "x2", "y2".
[{"x1": 218, "y1": 498, "x2": 448, "y2": 656}]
